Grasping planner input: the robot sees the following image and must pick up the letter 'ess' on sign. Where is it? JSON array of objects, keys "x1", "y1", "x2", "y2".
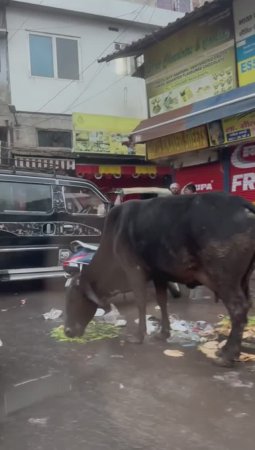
[{"x1": 234, "y1": 0, "x2": 255, "y2": 86}]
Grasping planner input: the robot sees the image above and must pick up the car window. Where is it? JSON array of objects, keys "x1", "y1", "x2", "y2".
[
  {"x1": 0, "y1": 181, "x2": 52, "y2": 213},
  {"x1": 64, "y1": 186, "x2": 106, "y2": 216}
]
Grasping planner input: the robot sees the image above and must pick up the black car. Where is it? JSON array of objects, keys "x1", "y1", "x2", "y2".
[{"x1": 0, "y1": 170, "x2": 111, "y2": 281}]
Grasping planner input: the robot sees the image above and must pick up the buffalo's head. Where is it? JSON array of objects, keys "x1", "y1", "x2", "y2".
[{"x1": 64, "y1": 275, "x2": 100, "y2": 338}]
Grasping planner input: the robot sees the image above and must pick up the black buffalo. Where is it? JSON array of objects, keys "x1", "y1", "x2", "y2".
[{"x1": 65, "y1": 192, "x2": 255, "y2": 366}]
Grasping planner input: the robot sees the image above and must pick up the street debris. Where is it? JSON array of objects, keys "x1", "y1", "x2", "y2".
[
  {"x1": 164, "y1": 349, "x2": 184, "y2": 358},
  {"x1": 213, "y1": 371, "x2": 254, "y2": 389},
  {"x1": 167, "y1": 316, "x2": 214, "y2": 345},
  {"x1": 50, "y1": 322, "x2": 120, "y2": 344},
  {"x1": 0, "y1": 339, "x2": 3, "y2": 347},
  {"x1": 119, "y1": 383, "x2": 124, "y2": 389},
  {"x1": 28, "y1": 417, "x2": 48, "y2": 426},
  {"x1": 43, "y1": 308, "x2": 63, "y2": 320},
  {"x1": 234, "y1": 412, "x2": 249, "y2": 418},
  {"x1": 199, "y1": 340, "x2": 255, "y2": 362},
  {"x1": 20, "y1": 298, "x2": 27, "y2": 306},
  {"x1": 95, "y1": 308, "x2": 105, "y2": 317},
  {"x1": 97, "y1": 304, "x2": 127, "y2": 327},
  {"x1": 110, "y1": 354, "x2": 124, "y2": 359},
  {"x1": 135, "y1": 315, "x2": 160, "y2": 335}
]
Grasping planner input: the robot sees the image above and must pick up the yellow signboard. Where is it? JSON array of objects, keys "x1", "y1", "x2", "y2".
[
  {"x1": 72, "y1": 113, "x2": 145, "y2": 156},
  {"x1": 147, "y1": 126, "x2": 209, "y2": 160},
  {"x1": 144, "y1": 8, "x2": 236, "y2": 117},
  {"x1": 223, "y1": 112, "x2": 255, "y2": 143},
  {"x1": 234, "y1": 0, "x2": 255, "y2": 87}
]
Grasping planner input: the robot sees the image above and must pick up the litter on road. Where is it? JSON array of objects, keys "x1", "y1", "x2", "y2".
[
  {"x1": 28, "y1": 417, "x2": 48, "y2": 426},
  {"x1": 43, "y1": 308, "x2": 63, "y2": 320},
  {"x1": 134, "y1": 315, "x2": 160, "y2": 335},
  {"x1": 213, "y1": 371, "x2": 254, "y2": 389},
  {"x1": 98, "y1": 304, "x2": 127, "y2": 327},
  {"x1": 163, "y1": 349, "x2": 184, "y2": 358},
  {"x1": 50, "y1": 323, "x2": 120, "y2": 344}
]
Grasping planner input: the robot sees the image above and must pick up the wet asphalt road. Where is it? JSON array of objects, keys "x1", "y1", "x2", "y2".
[{"x1": 0, "y1": 280, "x2": 255, "y2": 450}]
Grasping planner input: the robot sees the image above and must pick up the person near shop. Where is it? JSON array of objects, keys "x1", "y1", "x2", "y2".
[
  {"x1": 169, "y1": 182, "x2": 181, "y2": 195},
  {"x1": 182, "y1": 183, "x2": 197, "y2": 195}
]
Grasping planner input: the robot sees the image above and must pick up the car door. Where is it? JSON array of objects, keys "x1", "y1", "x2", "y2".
[
  {"x1": 0, "y1": 176, "x2": 59, "y2": 276},
  {"x1": 57, "y1": 181, "x2": 110, "y2": 246}
]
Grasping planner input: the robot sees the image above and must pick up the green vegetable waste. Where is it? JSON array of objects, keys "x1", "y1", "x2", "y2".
[{"x1": 50, "y1": 322, "x2": 120, "y2": 344}]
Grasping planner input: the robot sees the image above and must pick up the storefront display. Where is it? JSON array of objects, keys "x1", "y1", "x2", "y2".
[
  {"x1": 229, "y1": 142, "x2": 255, "y2": 202},
  {"x1": 175, "y1": 162, "x2": 224, "y2": 193}
]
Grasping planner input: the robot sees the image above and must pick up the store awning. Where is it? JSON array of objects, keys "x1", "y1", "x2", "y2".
[
  {"x1": 132, "y1": 83, "x2": 255, "y2": 143},
  {"x1": 76, "y1": 164, "x2": 171, "y2": 179}
]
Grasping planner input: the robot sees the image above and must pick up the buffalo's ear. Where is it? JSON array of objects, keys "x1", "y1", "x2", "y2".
[{"x1": 82, "y1": 279, "x2": 104, "y2": 307}]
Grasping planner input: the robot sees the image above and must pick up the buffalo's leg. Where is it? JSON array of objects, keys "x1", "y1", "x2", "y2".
[
  {"x1": 216, "y1": 287, "x2": 250, "y2": 366},
  {"x1": 126, "y1": 268, "x2": 147, "y2": 344},
  {"x1": 154, "y1": 280, "x2": 170, "y2": 339}
]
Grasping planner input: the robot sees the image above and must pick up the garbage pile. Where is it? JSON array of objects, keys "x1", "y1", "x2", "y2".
[
  {"x1": 163, "y1": 314, "x2": 255, "y2": 362},
  {"x1": 167, "y1": 315, "x2": 214, "y2": 346},
  {"x1": 50, "y1": 304, "x2": 127, "y2": 344}
]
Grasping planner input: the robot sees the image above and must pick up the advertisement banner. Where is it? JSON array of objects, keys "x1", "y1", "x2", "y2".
[
  {"x1": 230, "y1": 143, "x2": 255, "y2": 203},
  {"x1": 234, "y1": 0, "x2": 255, "y2": 86},
  {"x1": 223, "y1": 111, "x2": 255, "y2": 143},
  {"x1": 175, "y1": 162, "x2": 224, "y2": 193},
  {"x1": 147, "y1": 126, "x2": 208, "y2": 160},
  {"x1": 72, "y1": 113, "x2": 145, "y2": 156},
  {"x1": 144, "y1": 8, "x2": 236, "y2": 117}
]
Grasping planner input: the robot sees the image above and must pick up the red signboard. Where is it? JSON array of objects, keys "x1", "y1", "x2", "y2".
[
  {"x1": 175, "y1": 162, "x2": 224, "y2": 193},
  {"x1": 230, "y1": 143, "x2": 255, "y2": 203}
]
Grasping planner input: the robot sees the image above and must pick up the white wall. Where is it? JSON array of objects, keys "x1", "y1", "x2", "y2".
[
  {"x1": 7, "y1": 5, "x2": 158, "y2": 119},
  {"x1": 10, "y1": 0, "x2": 183, "y2": 28}
]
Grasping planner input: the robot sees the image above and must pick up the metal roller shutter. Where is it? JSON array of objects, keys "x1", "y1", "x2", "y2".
[{"x1": 175, "y1": 162, "x2": 224, "y2": 193}]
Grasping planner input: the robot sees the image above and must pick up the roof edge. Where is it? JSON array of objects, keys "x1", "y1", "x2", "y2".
[{"x1": 98, "y1": 0, "x2": 232, "y2": 63}]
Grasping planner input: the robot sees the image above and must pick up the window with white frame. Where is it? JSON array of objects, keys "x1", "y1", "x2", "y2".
[{"x1": 29, "y1": 33, "x2": 80, "y2": 80}]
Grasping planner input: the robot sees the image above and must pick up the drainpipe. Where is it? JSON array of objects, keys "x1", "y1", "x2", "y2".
[{"x1": 221, "y1": 148, "x2": 230, "y2": 193}]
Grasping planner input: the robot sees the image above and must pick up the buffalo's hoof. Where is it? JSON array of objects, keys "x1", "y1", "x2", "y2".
[
  {"x1": 213, "y1": 356, "x2": 235, "y2": 368},
  {"x1": 216, "y1": 347, "x2": 240, "y2": 360},
  {"x1": 126, "y1": 334, "x2": 144, "y2": 344},
  {"x1": 153, "y1": 331, "x2": 170, "y2": 341}
]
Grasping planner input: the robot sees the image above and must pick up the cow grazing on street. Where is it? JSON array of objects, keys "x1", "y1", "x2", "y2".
[{"x1": 65, "y1": 192, "x2": 255, "y2": 366}]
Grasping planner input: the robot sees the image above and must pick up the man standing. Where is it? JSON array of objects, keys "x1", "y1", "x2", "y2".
[
  {"x1": 182, "y1": 183, "x2": 197, "y2": 195},
  {"x1": 169, "y1": 182, "x2": 181, "y2": 195}
]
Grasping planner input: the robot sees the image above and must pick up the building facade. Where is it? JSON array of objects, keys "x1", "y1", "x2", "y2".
[
  {"x1": 0, "y1": 0, "x2": 183, "y2": 160},
  {"x1": 101, "y1": 0, "x2": 255, "y2": 202}
]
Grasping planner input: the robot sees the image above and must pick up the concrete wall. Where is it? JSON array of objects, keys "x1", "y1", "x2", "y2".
[
  {"x1": 13, "y1": 112, "x2": 72, "y2": 152},
  {"x1": 10, "y1": 0, "x2": 183, "y2": 28},
  {"x1": 6, "y1": 2, "x2": 182, "y2": 152},
  {"x1": 7, "y1": 6, "x2": 147, "y2": 118}
]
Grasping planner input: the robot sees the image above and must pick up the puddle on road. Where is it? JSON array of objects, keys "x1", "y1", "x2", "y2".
[{"x1": 2, "y1": 372, "x2": 72, "y2": 416}]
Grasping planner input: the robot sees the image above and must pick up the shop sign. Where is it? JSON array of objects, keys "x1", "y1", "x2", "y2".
[
  {"x1": 175, "y1": 162, "x2": 223, "y2": 193},
  {"x1": 233, "y1": 0, "x2": 255, "y2": 86},
  {"x1": 14, "y1": 157, "x2": 75, "y2": 171},
  {"x1": 147, "y1": 126, "x2": 208, "y2": 160},
  {"x1": 230, "y1": 143, "x2": 255, "y2": 199},
  {"x1": 72, "y1": 113, "x2": 145, "y2": 156},
  {"x1": 99, "y1": 166, "x2": 121, "y2": 176},
  {"x1": 144, "y1": 8, "x2": 236, "y2": 117},
  {"x1": 223, "y1": 111, "x2": 255, "y2": 143}
]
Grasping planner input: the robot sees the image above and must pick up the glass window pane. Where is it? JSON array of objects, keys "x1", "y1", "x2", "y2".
[
  {"x1": 29, "y1": 34, "x2": 54, "y2": 77},
  {"x1": 56, "y1": 38, "x2": 79, "y2": 80},
  {"x1": 0, "y1": 182, "x2": 52, "y2": 213},
  {"x1": 38, "y1": 130, "x2": 72, "y2": 148},
  {"x1": 64, "y1": 187, "x2": 105, "y2": 216}
]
